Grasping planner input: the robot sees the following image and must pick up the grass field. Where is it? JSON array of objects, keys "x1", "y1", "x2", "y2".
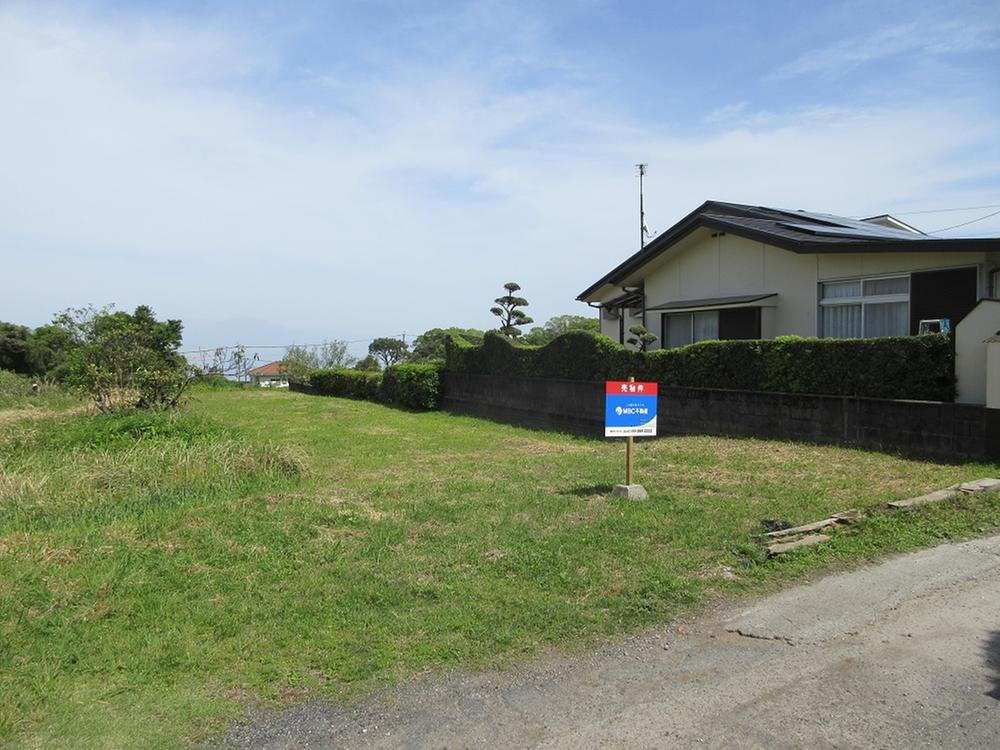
[{"x1": 3, "y1": 386, "x2": 1000, "y2": 747}]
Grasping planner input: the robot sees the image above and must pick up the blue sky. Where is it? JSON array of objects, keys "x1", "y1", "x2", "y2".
[{"x1": 2, "y1": 0, "x2": 999, "y2": 355}]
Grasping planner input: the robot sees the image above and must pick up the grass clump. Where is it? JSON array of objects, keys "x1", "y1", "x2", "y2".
[
  {"x1": 1, "y1": 411, "x2": 304, "y2": 536},
  {"x1": 0, "y1": 369, "x2": 77, "y2": 412}
]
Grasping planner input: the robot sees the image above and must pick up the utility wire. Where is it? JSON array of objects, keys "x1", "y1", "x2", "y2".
[
  {"x1": 929, "y1": 208, "x2": 1000, "y2": 233},
  {"x1": 181, "y1": 334, "x2": 407, "y2": 355},
  {"x1": 888, "y1": 203, "x2": 1000, "y2": 216},
  {"x1": 849, "y1": 203, "x2": 1000, "y2": 219}
]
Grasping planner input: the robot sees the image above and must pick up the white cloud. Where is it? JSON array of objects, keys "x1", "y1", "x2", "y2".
[
  {"x1": 1, "y1": 3, "x2": 998, "y2": 354},
  {"x1": 773, "y1": 19, "x2": 1000, "y2": 80}
]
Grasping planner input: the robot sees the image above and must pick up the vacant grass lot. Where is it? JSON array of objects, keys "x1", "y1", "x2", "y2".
[{"x1": 3, "y1": 388, "x2": 1000, "y2": 748}]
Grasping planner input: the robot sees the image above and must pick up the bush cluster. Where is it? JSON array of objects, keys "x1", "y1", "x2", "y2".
[
  {"x1": 381, "y1": 364, "x2": 442, "y2": 409},
  {"x1": 308, "y1": 363, "x2": 442, "y2": 409},
  {"x1": 445, "y1": 330, "x2": 956, "y2": 402}
]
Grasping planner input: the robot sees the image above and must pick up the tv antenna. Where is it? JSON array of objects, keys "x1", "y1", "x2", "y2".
[{"x1": 636, "y1": 163, "x2": 655, "y2": 248}]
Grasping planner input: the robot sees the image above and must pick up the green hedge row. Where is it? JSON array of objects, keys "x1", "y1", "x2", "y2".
[
  {"x1": 308, "y1": 363, "x2": 442, "y2": 409},
  {"x1": 445, "y1": 330, "x2": 956, "y2": 401}
]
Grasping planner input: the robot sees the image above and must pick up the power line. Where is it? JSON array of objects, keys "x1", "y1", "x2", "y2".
[
  {"x1": 889, "y1": 203, "x2": 1000, "y2": 216},
  {"x1": 181, "y1": 334, "x2": 407, "y2": 355},
  {"x1": 929, "y1": 208, "x2": 1000, "y2": 233},
  {"x1": 849, "y1": 203, "x2": 1000, "y2": 219}
]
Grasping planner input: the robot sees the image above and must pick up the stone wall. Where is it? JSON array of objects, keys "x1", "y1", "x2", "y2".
[{"x1": 441, "y1": 372, "x2": 995, "y2": 460}]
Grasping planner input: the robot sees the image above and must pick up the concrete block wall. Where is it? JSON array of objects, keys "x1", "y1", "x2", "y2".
[{"x1": 441, "y1": 373, "x2": 996, "y2": 461}]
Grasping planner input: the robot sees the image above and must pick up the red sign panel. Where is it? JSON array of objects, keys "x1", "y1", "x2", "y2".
[{"x1": 605, "y1": 381, "x2": 658, "y2": 395}]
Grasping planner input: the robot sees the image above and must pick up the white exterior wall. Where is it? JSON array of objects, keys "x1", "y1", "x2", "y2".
[
  {"x1": 598, "y1": 307, "x2": 644, "y2": 346},
  {"x1": 955, "y1": 300, "x2": 1000, "y2": 404},
  {"x1": 629, "y1": 230, "x2": 989, "y2": 347}
]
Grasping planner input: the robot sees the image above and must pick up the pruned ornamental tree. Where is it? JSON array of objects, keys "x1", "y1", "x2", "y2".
[
  {"x1": 626, "y1": 324, "x2": 657, "y2": 352},
  {"x1": 490, "y1": 282, "x2": 533, "y2": 338},
  {"x1": 369, "y1": 337, "x2": 408, "y2": 368}
]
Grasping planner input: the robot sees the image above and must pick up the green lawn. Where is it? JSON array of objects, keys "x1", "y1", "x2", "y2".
[{"x1": 3, "y1": 388, "x2": 1000, "y2": 748}]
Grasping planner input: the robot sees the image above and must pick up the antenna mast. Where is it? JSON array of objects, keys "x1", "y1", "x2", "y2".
[{"x1": 636, "y1": 163, "x2": 648, "y2": 249}]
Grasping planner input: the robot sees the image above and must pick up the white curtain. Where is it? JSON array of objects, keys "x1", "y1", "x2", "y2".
[
  {"x1": 821, "y1": 281, "x2": 861, "y2": 300},
  {"x1": 666, "y1": 314, "x2": 693, "y2": 348},
  {"x1": 864, "y1": 302, "x2": 908, "y2": 337},
  {"x1": 822, "y1": 304, "x2": 862, "y2": 338},
  {"x1": 693, "y1": 311, "x2": 719, "y2": 342},
  {"x1": 863, "y1": 277, "x2": 909, "y2": 296}
]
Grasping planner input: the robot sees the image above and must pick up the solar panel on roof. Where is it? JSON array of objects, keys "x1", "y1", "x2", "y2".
[{"x1": 777, "y1": 221, "x2": 921, "y2": 241}]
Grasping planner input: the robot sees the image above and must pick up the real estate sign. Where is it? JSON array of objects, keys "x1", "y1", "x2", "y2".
[{"x1": 604, "y1": 381, "x2": 658, "y2": 437}]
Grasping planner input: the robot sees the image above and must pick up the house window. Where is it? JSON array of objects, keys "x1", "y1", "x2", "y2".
[
  {"x1": 663, "y1": 311, "x2": 720, "y2": 348},
  {"x1": 819, "y1": 275, "x2": 909, "y2": 338}
]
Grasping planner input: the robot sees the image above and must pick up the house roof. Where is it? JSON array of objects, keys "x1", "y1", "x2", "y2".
[
  {"x1": 578, "y1": 200, "x2": 1000, "y2": 301},
  {"x1": 247, "y1": 361, "x2": 288, "y2": 376}
]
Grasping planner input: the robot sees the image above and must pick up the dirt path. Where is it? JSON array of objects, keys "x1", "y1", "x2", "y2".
[{"x1": 226, "y1": 536, "x2": 1000, "y2": 749}]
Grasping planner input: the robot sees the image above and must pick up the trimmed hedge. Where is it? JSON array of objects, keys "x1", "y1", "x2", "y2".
[
  {"x1": 308, "y1": 363, "x2": 441, "y2": 409},
  {"x1": 445, "y1": 330, "x2": 956, "y2": 402},
  {"x1": 381, "y1": 364, "x2": 442, "y2": 409}
]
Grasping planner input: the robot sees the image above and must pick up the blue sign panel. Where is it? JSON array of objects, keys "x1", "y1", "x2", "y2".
[{"x1": 605, "y1": 381, "x2": 658, "y2": 437}]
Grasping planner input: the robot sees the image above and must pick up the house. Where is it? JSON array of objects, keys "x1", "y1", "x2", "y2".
[
  {"x1": 578, "y1": 201, "x2": 1000, "y2": 349},
  {"x1": 247, "y1": 361, "x2": 289, "y2": 388}
]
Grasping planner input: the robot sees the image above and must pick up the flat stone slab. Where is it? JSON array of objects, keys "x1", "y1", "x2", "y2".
[
  {"x1": 887, "y1": 478, "x2": 1000, "y2": 509},
  {"x1": 766, "y1": 533, "x2": 829, "y2": 557},
  {"x1": 765, "y1": 510, "x2": 860, "y2": 539},
  {"x1": 611, "y1": 484, "x2": 648, "y2": 500},
  {"x1": 958, "y1": 477, "x2": 1000, "y2": 493},
  {"x1": 887, "y1": 488, "x2": 960, "y2": 509}
]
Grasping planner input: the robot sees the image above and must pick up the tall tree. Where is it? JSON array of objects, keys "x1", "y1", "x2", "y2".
[
  {"x1": 282, "y1": 344, "x2": 320, "y2": 382},
  {"x1": 490, "y1": 282, "x2": 533, "y2": 338},
  {"x1": 368, "y1": 337, "x2": 408, "y2": 368},
  {"x1": 318, "y1": 340, "x2": 355, "y2": 369},
  {"x1": 410, "y1": 327, "x2": 485, "y2": 362},
  {"x1": 521, "y1": 315, "x2": 599, "y2": 346},
  {"x1": 25, "y1": 324, "x2": 76, "y2": 378},
  {"x1": 0, "y1": 322, "x2": 31, "y2": 373},
  {"x1": 354, "y1": 354, "x2": 381, "y2": 372}
]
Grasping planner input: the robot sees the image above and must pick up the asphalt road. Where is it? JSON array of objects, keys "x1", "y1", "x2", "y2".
[{"x1": 226, "y1": 536, "x2": 1000, "y2": 749}]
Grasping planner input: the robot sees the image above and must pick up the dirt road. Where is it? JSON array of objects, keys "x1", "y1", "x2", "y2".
[{"x1": 226, "y1": 536, "x2": 1000, "y2": 749}]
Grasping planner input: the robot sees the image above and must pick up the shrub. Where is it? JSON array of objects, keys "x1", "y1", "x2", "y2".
[
  {"x1": 56, "y1": 305, "x2": 191, "y2": 411},
  {"x1": 308, "y1": 364, "x2": 443, "y2": 409},
  {"x1": 381, "y1": 364, "x2": 442, "y2": 409},
  {"x1": 190, "y1": 374, "x2": 247, "y2": 391},
  {"x1": 445, "y1": 330, "x2": 956, "y2": 402},
  {"x1": 309, "y1": 368, "x2": 382, "y2": 401},
  {"x1": 0, "y1": 369, "x2": 34, "y2": 406}
]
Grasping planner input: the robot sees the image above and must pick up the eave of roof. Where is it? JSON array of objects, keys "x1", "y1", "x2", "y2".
[
  {"x1": 645, "y1": 293, "x2": 776, "y2": 312},
  {"x1": 577, "y1": 201, "x2": 1000, "y2": 301}
]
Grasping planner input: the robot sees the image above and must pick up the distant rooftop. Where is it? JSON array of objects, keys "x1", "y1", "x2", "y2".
[{"x1": 247, "y1": 361, "x2": 287, "y2": 377}]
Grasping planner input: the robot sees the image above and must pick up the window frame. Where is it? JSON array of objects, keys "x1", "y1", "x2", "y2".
[
  {"x1": 661, "y1": 310, "x2": 722, "y2": 349},
  {"x1": 818, "y1": 273, "x2": 910, "y2": 339}
]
